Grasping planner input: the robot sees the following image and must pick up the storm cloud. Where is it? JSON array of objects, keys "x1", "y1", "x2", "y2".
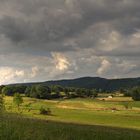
[{"x1": 0, "y1": 0, "x2": 140, "y2": 84}]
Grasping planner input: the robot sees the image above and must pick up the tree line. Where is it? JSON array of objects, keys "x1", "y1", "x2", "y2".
[
  {"x1": 1, "y1": 84, "x2": 140, "y2": 101},
  {"x1": 0, "y1": 85, "x2": 98, "y2": 99}
]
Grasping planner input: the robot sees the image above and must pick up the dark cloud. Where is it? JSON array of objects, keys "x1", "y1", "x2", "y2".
[{"x1": 0, "y1": 0, "x2": 140, "y2": 45}]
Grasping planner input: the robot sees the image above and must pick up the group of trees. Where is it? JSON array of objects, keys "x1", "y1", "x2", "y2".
[
  {"x1": 0, "y1": 85, "x2": 26, "y2": 96},
  {"x1": 1, "y1": 84, "x2": 140, "y2": 101},
  {"x1": 0, "y1": 84, "x2": 98, "y2": 100},
  {"x1": 25, "y1": 85, "x2": 52, "y2": 99},
  {"x1": 120, "y1": 86, "x2": 140, "y2": 101},
  {"x1": 26, "y1": 85, "x2": 98, "y2": 99}
]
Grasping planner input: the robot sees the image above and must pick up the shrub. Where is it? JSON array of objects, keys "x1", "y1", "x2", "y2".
[{"x1": 39, "y1": 107, "x2": 51, "y2": 115}]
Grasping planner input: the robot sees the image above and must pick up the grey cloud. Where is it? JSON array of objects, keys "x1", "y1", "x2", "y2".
[
  {"x1": 0, "y1": 0, "x2": 140, "y2": 84},
  {"x1": 0, "y1": 0, "x2": 140, "y2": 45}
]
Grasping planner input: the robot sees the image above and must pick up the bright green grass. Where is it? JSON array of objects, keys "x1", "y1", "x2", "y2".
[
  {"x1": 0, "y1": 113, "x2": 140, "y2": 140},
  {"x1": 4, "y1": 96, "x2": 140, "y2": 130}
]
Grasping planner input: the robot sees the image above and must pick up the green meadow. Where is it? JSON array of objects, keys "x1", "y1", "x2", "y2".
[{"x1": 0, "y1": 95, "x2": 140, "y2": 140}]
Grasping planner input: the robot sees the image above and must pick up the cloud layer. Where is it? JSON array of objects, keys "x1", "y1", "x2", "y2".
[{"x1": 0, "y1": 0, "x2": 140, "y2": 84}]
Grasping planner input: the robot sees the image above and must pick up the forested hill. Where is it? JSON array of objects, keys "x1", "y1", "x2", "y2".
[
  {"x1": 43, "y1": 77, "x2": 140, "y2": 91},
  {"x1": 11, "y1": 77, "x2": 140, "y2": 91}
]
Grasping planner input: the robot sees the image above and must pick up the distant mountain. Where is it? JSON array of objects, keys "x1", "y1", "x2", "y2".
[
  {"x1": 12, "y1": 77, "x2": 140, "y2": 91},
  {"x1": 43, "y1": 77, "x2": 140, "y2": 91}
]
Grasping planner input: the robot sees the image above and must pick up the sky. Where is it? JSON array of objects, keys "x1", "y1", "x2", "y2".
[{"x1": 0, "y1": 0, "x2": 140, "y2": 85}]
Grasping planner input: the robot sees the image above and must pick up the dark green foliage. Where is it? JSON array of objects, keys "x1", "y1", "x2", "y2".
[
  {"x1": 2, "y1": 85, "x2": 27, "y2": 96},
  {"x1": 123, "y1": 90, "x2": 132, "y2": 97},
  {"x1": 64, "y1": 88, "x2": 70, "y2": 97},
  {"x1": 25, "y1": 86, "x2": 31, "y2": 97},
  {"x1": 30, "y1": 85, "x2": 51, "y2": 99},
  {"x1": 14, "y1": 85, "x2": 27, "y2": 94},
  {"x1": 131, "y1": 87, "x2": 140, "y2": 101},
  {"x1": 24, "y1": 84, "x2": 98, "y2": 100},
  {"x1": 50, "y1": 85, "x2": 63, "y2": 93},
  {"x1": 51, "y1": 93, "x2": 61, "y2": 99},
  {"x1": 39, "y1": 107, "x2": 51, "y2": 115},
  {"x1": 89, "y1": 89, "x2": 98, "y2": 98},
  {"x1": 121, "y1": 88, "x2": 132, "y2": 97},
  {"x1": 2, "y1": 86, "x2": 14, "y2": 96}
]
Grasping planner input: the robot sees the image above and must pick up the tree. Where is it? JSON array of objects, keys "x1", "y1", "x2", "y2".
[
  {"x1": 36, "y1": 85, "x2": 51, "y2": 99},
  {"x1": 13, "y1": 93, "x2": 23, "y2": 110},
  {"x1": 0, "y1": 94, "x2": 5, "y2": 112},
  {"x1": 76, "y1": 88, "x2": 83, "y2": 97},
  {"x1": 131, "y1": 87, "x2": 140, "y2": 101},
  {"x1": 2, "y1": 86, "x2": 13, "y2": 96},
  {"x1": 1, "y1": 85, "x2": 26, "y2": 96},
  {"x1": 64, "y1": 88, "x2": 70, "y2": 97},
  {"x1": 25, "y1": 86, "x2": 31, "y2": 97},
  {"x1": 30, "y1": 85, "x2": 51, "y2": 99},
  {"x1": 91, "y1": 89, "x2": 98, "y2": 98},
  {"x1": 13, "y1": 85, "x2": 27, "y2": 94}
]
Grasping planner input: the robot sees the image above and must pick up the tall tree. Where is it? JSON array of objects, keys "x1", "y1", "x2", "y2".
[{"x1": 13, "y1": 93, "x2": 23, "y2": 111}]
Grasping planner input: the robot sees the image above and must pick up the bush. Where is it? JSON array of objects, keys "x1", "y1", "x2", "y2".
[{"x1": 39, "y1": 107, "x2": 51, "y2": 115}]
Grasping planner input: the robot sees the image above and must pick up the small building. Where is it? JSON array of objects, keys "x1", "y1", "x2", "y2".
[{"x1": 108, "y1": 96, "x2": 113, "y2": 99}]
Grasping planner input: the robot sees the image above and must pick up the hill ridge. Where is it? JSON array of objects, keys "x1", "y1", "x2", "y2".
[{"x1": 9, "y1": 76, "x2": 140, "y2": 91}]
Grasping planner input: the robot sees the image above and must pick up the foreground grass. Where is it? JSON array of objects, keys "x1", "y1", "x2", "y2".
[{"x1": 1, "y1": 113, "x2": 140, "y2": 140}]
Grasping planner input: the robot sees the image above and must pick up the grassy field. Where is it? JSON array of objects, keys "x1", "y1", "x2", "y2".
[
  {"x1": 1, "y1": 95, "x2": 140, "y2": 139},
  {"x1": 1, "y1": 114, "x2": 140, "y2": 140}
]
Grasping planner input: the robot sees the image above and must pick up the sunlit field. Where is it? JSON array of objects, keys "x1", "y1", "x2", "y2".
[{"x1": 4, "y1": 95, "x2": 140, "y2": 130}]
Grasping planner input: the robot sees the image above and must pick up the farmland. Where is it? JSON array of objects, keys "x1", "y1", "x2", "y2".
[
  {"x1": 0, "y1": 94, "x2": 140, "y2": 140},
  {"x1": 4, "y1": 95, "x2": 140, "y2": 129}
]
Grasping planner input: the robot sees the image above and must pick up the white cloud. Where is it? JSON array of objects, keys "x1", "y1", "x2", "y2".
[
  {"x1": 30, "y1": 66, "x2": 39, "y2": 78},
  {"x1": 52, "y1": 52, "x2": 71, "y2": 71},
  {"x1": 97, "y1": 59, "x2": 111, "y2": 75},
  {"x1": 15, "y1": 70, "x2": 25, "y2": 77},
  {"x1": 0, "y1": 67, "x2": 25, "y2": 85}
]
